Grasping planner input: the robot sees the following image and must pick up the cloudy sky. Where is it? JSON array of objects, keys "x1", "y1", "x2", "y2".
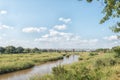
[{"x1": 0, "y1": 0, "x2": 119, "y2": 49}]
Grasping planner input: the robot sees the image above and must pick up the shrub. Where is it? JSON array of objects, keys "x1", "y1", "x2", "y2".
[
  {"x1": 94, "y1": 58, "x2": 116, "y2": 69},
  {"x1": 89, "y1": 52, "x2": 98, "y2": 56},
  {"x1": 79, "y1": 57, "x2": 83, "y2": 60},
  {"x1": 112, "y1": 46, "x2": 120, "y2": 57},
  {"x1": 52, "y1": 66, "x2": 67, "y2": 76},
  {"x1": 66, "y1": 54, "x2": 71, "y2": 57}
]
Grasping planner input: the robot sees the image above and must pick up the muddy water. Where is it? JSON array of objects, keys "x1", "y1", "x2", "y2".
[{"x1": 0, "y1": 55, "x2": 79, "y2": 80}]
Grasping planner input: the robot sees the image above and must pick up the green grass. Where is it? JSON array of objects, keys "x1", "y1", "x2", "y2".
[
  {"x1": 30, "y1": 52, "x2": 120, "y2": 80},
  {"x1": 0, "y1": 52, "x2": 64, "y2": 74}
]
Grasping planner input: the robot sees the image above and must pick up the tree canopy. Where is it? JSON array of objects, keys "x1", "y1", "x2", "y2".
[{"x1": 81, "y1": 0, "x2": 120, "y2": 32}]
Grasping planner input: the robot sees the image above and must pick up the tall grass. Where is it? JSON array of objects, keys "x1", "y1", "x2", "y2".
[
  {"x1": 31, "y1": 52, "x2": 120, "y2": 80},
  {"x1": 0, "y1": 52, "x2": 63, "y2": 74}
]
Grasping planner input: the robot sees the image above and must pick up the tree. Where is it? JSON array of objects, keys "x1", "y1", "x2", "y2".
[
  {"x1": 23, "y1": 48, "x2": 31, "y2": 53},
  {"x1": 111, "y1": 22, "x2": 120, "y2": 33},
  {"x1": 31, "y1": 48, "x2": 40, "y2": 53},
  {"x1": 95, "y1": 48, "x2": 110, "y2": 53},
  {"x1": 42, "y1": 49, "x2": 48, "y2": 52},
  {"x1": 80, "y1": 0, "x2": 120, "y2": 32},
  {"x1": 5, "y1": 46, "x2": 16, "y2": 53},
  {"x1": 0, "y1": 47, "x2": 5, "y2": 53},
  {"x1": 16, "y1": 47, "x2": 24, "y2": 53}
]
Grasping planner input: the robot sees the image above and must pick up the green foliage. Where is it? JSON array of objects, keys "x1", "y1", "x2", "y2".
[
  {"x1": 100, "y1": 0, "x2": 119, "y2": 23},
  {"x1": 31, "y1": 52, "x2": 120, "y2": 80},
  {"x1": 0, "y1": 61, "x2": 34, "y2": 74},
  {"x1": 52, "y1": 66, "x2": 95, "y2": 80},
  {"x1": 89, "y1": 52, "x2": 98, "y2": 56},
  {"x1": 5, "y1": 46, "x2": 16, "y2": 53},
  {"x1": 80, "y1": 0, "x2": 120, "y2": 33},
  {"x1": 0, "y1": 46, "x2": 75, "y2": 54},
  {"x1": 16, "y1": 47, "x2": 24, "y2": 53},
  {"x1": 94, "y1": 58, "x2": 116, "y2": 69},
  {"x1": 79, "y1": 57, "x2": 83, "y2": 60},
  {"x1": 0, "y1": 47, "x2": 5, "y2": 53},
  {"x1": 86, "y1": 0, "x2": 93, "y2": 3},
  {"x1": 30, "y1": 74, "x2": 54, "y2": 80},
  {"x1": 52, "y1": 66, "x2": 67, "y2": 76},
  {"x1": 23, "y1": 48, "x2": 31, "y2": 53},
  {"x1": 85, "y1": 0, "x2": 120, "y2": 23},
  {"x1": 112, "y1": 46, "x2": 120, "y2": 57},
  {"x1": 66, "y1": 53, "x2": 71, "y2": 57},
  {"x1": 95, "y1": 48, "x2": 110, "y2": 53},
  {"x1": 111, "y1": 22, "x2": 120, "y2": 33},
  {"x1": 31, "y1": 48, "x2": 40, "y2": 53}
]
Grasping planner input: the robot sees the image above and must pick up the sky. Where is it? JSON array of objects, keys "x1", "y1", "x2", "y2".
[{"x1": 0, "y1": 0, "x2": 119, "y2": 49}]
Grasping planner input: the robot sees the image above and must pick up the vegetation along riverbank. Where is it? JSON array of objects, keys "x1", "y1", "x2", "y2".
[
  {"x1": 31, "y1": 46, "x2": 120, "y2": 80},
  {"x1": 0, "y1": 52, "x2": 64, "y2": 74}
]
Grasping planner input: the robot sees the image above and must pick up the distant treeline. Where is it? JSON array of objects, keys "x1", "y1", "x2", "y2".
[
  {"x1": 93, "y1": 46, "x2": 120, "y2": 53},
  {"x1": 0, "y1": 46, "x2": 76, "y2": 54},
  {"x1": 0, "y1": 45, "x2": 118, "y2": 54},
  {"x1": 94, "y1": 48, "x2": 112, "y2": 53}
]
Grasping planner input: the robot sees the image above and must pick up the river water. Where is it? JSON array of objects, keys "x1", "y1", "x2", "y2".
[{"x1": 0, "y1": 55, "x2": 79, "y2": 80}]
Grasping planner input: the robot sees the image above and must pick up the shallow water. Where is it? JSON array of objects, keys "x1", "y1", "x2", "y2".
[{"x1": 0, "y1": 55, "x2": 79, "y2": 80}]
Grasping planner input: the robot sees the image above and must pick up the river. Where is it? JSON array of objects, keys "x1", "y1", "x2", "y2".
[{"x1": 0, "y1": 55, "x2": 79, "y2": 80}]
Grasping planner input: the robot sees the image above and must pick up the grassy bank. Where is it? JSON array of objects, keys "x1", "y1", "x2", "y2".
[
  {"x1": 0, "y1": 52, "x2": 63, "y2": 74},
  {"x1": 30, "y1": 52, "x2": 120, "y2": 80}
]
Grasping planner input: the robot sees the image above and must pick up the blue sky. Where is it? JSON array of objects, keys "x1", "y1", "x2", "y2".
[{"x1": 0, "y1": 0, "x2": 119, "y2": 49}]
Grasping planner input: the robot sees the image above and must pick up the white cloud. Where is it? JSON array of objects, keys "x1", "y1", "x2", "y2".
[
  {"x1": 59, "y1": 17, "x2": 71, "y2": 23},
  {"x1": 47, "y1": 29, "x2": 73, "y2": 39},
  {"x1": 34, "y1": 29, "x2": 99, "y2": 49},
  {"x1": 0, "y1": 24, "x2": 14, "y2": 30},
  {"x1": 22, "y1": 27, "x2": 47, "y2": 33},
  {"x1": 0, "y1": 10, "x2": 7, "y2": 14},
  {"x1": 103, "y1": 35, "x2": 118, "y2": 41},
  {"x1": 76, "y1": 39, "x2": 98, "y2": 45},
  {"x1": 54, "y1": 24, "x2": 67, "y2": 30},
  {"x1": 42, "y1": 34, "x2": 49, "y2": 38},
  {"x1": 35, "y1": 29, "x2": 74, "y2": 42}
]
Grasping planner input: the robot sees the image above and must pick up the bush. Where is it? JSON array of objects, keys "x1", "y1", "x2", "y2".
[
  {"x1": 66, "y1": 54, "x2": 71, "y2": 57},
  {"x1": 89, "y1": 52, "x2": 98, "y2": 56},
  {"x1": 52, "y1": 66, "x2": 67, "y2": 76},
  {"x1": 94, "y1": 58, "x2": 116, "y2": 69},
  {"x1": 112, "y1": 46, "x2": 120, "y2": 57},
  {"x1": 79, "y1": 57, "x2": 83, "y2": 60}
]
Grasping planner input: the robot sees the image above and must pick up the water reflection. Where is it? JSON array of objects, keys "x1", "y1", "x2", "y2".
[{"x1": 0, "y1": 55, "x2": 79, "y2": 80}]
